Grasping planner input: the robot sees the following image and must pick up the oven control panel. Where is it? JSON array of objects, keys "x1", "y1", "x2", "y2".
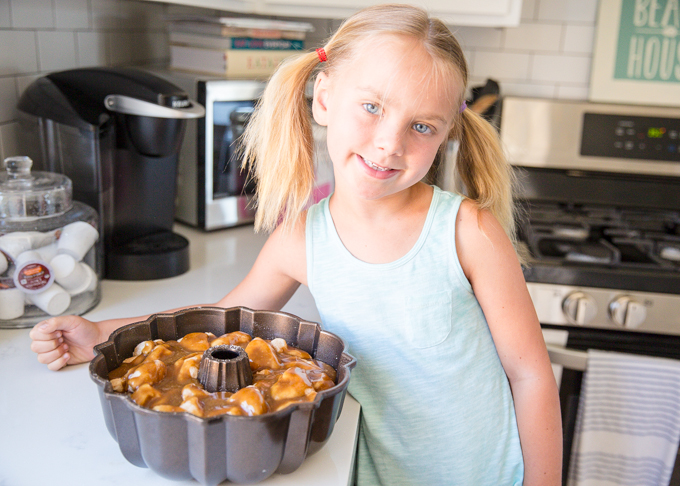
[
  {"x1": 581, "y1": 112, "x2": 680, "y2": 162},
  {"x1": 527, "y1": 282, "x2": 680, "y2": 335}
]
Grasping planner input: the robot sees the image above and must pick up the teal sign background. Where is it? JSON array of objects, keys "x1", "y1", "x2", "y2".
[{"x1": 614, "y1": 0, "x2": 680, "y2": 82}]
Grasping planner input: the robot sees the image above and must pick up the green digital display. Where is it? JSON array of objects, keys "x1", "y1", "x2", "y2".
[{"x1": 648, "y1": 127, "x2": 666, "y2": 138}]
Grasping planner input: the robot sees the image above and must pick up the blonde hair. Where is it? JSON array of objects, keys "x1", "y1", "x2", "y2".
[{"x1": 242, "y1": 3, "x2": 521, "y2": 257}]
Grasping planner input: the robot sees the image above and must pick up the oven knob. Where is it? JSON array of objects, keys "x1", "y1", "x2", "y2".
[
  {"x1": 562, "y1": 291, "x2": 597, "y2": 325},
  {"x1": 608, "y1": 295, "x2": 646, "y2": 329}
]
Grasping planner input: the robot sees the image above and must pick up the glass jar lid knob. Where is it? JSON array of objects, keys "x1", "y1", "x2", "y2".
[{"x1": 4, "y1": 156, "x2": 33, "y2": 181}]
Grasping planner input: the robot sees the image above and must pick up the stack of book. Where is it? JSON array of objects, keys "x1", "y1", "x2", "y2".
[{"x1": 166, "y1": 15, "x2": 315, "y2": 78}]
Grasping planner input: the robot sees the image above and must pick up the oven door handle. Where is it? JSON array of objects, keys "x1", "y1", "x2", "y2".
[{"x1": 545, "y1": 343, "x2": 588, "y2": 371}]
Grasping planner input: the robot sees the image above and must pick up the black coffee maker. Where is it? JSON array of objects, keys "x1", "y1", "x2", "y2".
[{"x1": 16, "y1": 67, "x2": 204, "y2": 280}]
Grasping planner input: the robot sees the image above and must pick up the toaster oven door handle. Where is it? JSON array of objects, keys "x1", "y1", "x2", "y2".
[{"x1": 545, "y1": 343, "x2": 588, "y2": 371}]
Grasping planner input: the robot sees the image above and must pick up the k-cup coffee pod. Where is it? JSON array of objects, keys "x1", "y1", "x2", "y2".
[
  {"x1": 0, "y1": 251, "x2": 7, "y2": 275},
  {"x1": 51, "y1": 254, "x2": 96, "y2": 295},
  {"x1": 27, "y1": 283, "x2": 70, "y2": 316},
  {"x1": 15, "y1": 250, "x2": 42, "y2": 267},
  {"x1": 0, "y1": 232, "x2": 32, "y2": 261},
  {"x1": 57, "y1": 221, "x2": 99, "y2": 261},
  {"x1": 35, "y1": 242, "x2": 59, "y2": 263},
  {"x1": 13, "y1": 260, "x2": 54, "y2": 293},
  {"x1": 25, "y1": 230, "x2": 56, "y2": 249},
  {"x1": 0, "y1": 286, "x2": 24, "y2": 320}
]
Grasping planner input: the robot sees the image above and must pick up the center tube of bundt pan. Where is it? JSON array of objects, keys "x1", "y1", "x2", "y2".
[{"x1": 197, "y1": 345, "x2": 253, "y2": 393}]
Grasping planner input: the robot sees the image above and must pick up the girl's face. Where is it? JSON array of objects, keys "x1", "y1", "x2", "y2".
[{"x1": 312, "y1": 35, "x2": 461, "y2": 202}]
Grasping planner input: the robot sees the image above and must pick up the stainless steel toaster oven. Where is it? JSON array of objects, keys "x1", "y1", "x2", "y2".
[{"x1": 147, "y1": 69, "x2": 333, "y2": 231}]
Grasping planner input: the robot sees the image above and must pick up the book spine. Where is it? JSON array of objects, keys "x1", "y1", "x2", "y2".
[
  {"x1": 168, "y1": 22, "x2": 306, "y2": 40},
  {"x1": 169, "y1": 45, "x2": 298, "y2": 78},
  {"x1": 169, "y1": 34, "x2": 303, "y2": 50},
  {"x1": 226, "y1": 50, "x2": 297, "y2": 76},
  {"x1": 230, "y1": 38, "x2": 304, "y2": 50}
]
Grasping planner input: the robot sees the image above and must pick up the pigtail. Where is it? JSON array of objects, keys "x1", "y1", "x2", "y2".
[
  {"x1": 453, "y1": 109, "x2": 525, "y2": 263},
  {"x1": 241, "y1": 51, "x2": 320, "y2": 233}
]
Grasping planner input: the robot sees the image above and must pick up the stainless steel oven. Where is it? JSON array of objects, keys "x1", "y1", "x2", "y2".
[{"x1": 500, "y1": 96, "x2": 680, "y2": 485}]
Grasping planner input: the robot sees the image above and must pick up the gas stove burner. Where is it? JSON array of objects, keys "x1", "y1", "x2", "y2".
[
  {"x1": 564, "y1": 242, "x2": 618, "y2": 264},
  {"x1": 661, "y1": 245, "x2": 680, "y2": 262},
  {"x1": 655, "y1": 237, "x2": 680, "y2": 263},
  {"x1": 533, "y1": 237, "x2": 620, "y2": 265},
  {"x1": 529, "y1": 223, "x2": 590, "y2": 241}
]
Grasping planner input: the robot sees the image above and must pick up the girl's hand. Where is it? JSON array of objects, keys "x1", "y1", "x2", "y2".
[{"x1": 29, "y1": 316, "x2": 103, "y2": 371}]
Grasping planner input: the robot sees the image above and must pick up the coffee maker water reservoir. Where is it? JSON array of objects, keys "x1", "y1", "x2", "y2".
[{"x1": 16, "y1": 67, "x2": 205, "y2": 280}]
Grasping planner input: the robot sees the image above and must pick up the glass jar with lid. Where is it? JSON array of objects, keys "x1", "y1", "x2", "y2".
[{"x1": 0, "y1": 156, "x2": 101, "y2": 327}]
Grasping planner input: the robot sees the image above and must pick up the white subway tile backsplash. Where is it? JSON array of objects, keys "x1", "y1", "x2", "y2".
[
  {"x1": 474, "y1": 51, "x2": 531, "y2": 81},
  {"x1": 145, "y1": 32, "x2": 170, "y2": 62},
  {"x1": 77, "y1": 32, "x2": 107, "y2": 67},
  {"x1": 537, "y1": 0, "x2": 598, "y2": 23},
  {"x1": 520, "y1": 0, "x2": 537, "y2": 21},
  {"x1": 11, "y1": 0, "x2": 54, "y2": 29},
  {"x1": 0, "y1": 77, "x2": 18, "y2": 123},
  {"x1": 15, "y1": 74, "x2": 40, "y2": 98},
  {"x1": 141, "y1": 2, "x2": 168, "y2": 31},
  {"x1": 0, "y1": 0, "x2": 11, "y2": 28},
  {"x1": 563, "y1": 25, "x2": 595, "y2": 54},
  {"x1": 108, "y1": 32, "x2": 134, "y2": 65},
  {"x1": 119, "y1": 1, "x2": 155, "y2": 31},
  {"x1": 503, "y1": 23, "x2": 563, "y2": 52},
  {"x1": 91, "y1": 0, "x2": 121, "y2": 30},
  {"x1": 557, "y1": 85, "x2": 591, "y2": 100},
  {"x1": 129, "y1": 33, "x2": 151, "y2": 63},
  {"x1": 0, "y1": 31, "x2": 39, "y2": 76},
  {"x1": 452, "y1": 26, "x2": 503, "y2": 49},
  {"x1": 0, "y1": 121, "x2": 19, "y2": 159},
  {"x1": 38, "y1": 31, "x2": 78, "y2": 73},
  {"x1": 55, "y1": 0, "x2": 91, "y2": 30},
  {"x1": 531, "y1": 53, "x2": 591, "y2": 84},
  {"x1": 501, "y1": 81, "x2": 557, "y2": 98}
]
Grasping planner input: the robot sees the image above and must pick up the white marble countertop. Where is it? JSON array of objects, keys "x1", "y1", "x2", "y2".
[{"x1": 0, "y1": 223, "x2": 360, "y2": 486}]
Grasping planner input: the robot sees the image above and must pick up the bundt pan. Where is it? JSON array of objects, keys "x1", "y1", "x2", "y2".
[{"x1": 89, "y1": 306, "x2": 356, "y2": 485}]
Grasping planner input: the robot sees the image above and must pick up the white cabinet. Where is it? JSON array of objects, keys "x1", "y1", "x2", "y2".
[{"x1": 147, "y1": 0, "x2": 523, "y2": 27}]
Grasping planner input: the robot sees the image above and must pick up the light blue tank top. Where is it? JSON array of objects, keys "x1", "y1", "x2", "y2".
[{"x1": 306, "y1": 186, "x2": 524, "y2": 485}]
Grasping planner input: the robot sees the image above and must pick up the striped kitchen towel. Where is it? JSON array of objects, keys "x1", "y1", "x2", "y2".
[{"x1": 567, "y1": 349, "x2": 680, "y2": 486}]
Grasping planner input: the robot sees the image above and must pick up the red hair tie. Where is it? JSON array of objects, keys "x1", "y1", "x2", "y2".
[{"x1": 316, "y1": 48, "x2": 327, "y2": 62}]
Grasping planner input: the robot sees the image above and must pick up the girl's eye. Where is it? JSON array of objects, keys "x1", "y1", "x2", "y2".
[
  {"x1": 413, "y1": 123, "x2": 432, "y2": 134},
  {"x1": 363, "y1": 103, "x2": 380, "y2": 115}
]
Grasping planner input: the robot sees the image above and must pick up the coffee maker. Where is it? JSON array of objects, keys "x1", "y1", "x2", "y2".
[{"x1": 16, "y1": 67, "x2": 204, "y2": 280}]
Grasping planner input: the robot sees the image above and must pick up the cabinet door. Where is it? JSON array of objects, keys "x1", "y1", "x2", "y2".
[
  {"x1": 143, "y1": 0, "x2": 522, "y2": 27},
  {"x1": 256, "y1": 0, "x2": 522, "y2": 26}
]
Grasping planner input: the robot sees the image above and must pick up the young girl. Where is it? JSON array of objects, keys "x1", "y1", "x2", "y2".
[{"x1": 30, "y1": 4, "x2": 562, "y2": 484}]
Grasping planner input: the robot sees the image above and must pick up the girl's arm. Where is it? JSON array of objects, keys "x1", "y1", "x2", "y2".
[
  {"x1": 456, "y1": 200, "x2": 562, "y2": 486},
  {"x1": 30, "y1": 218, "x2": 307, "y2": 371},
  {"x1": 215, "y1": 216, "x2": 307, "y2": 310}
]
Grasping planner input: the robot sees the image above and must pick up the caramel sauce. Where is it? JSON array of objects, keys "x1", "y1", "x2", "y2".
[{"x1": 108, "y1": 331, "x2": 336, "y2": 417}]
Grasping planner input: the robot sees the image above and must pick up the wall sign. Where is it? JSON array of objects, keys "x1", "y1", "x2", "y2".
[{"x1": 590, "y1": 0, "x2": 680, "y2": 106}]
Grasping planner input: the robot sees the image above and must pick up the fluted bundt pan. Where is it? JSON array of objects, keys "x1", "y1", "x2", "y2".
[{"x1": 89, "y1": 306, "x2": 356, "y2": 485}]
